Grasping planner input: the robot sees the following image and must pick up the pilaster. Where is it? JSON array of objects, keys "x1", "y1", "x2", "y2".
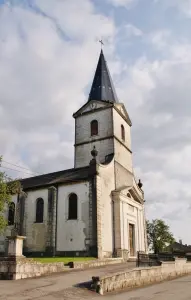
[
  {"x1": 112, "y1": 192, "x2": 122, "y2": 257},
  {"x1": 46, "y1": 186, "x2": 57, "y2": 256},
  {"x1": 96, "y1": 174, "x2": 102, "y2": 259},
  {"x1": 88, "y1": 157, "x2": 98, "y2": 257},
  {"x1": 23, "y1": 193, "x2": 28, "y2": 252}
]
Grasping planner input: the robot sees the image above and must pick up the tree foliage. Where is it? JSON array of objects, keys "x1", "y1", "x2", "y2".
[
  {"x1": 147, "y1": 219, "x2": 175, "y2": 254},
  {"x1": 0, "y1": 156, "x2": 21, "y2": 232}
]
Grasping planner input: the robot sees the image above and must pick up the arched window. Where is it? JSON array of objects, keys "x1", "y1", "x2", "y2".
[
  {"x1": 68, "y1": 193, "x2": 78, "y2": 220},
  {"x1": 121, "y1": 124, "x2": 125, "y2": 141},
  {"x1": 91, "y1": 120, "x2": 98, "y2": 136},
  {"x1": 8, "y1": 202, "x2": 15, "y2": 226},
  {"x1": 36, "y1": 198, "x2": 44, "y2": 223}
]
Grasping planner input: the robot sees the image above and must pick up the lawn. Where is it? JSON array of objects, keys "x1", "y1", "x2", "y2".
[{"x1": 31, "y1": 257, "x2": 96, "y2": 264}]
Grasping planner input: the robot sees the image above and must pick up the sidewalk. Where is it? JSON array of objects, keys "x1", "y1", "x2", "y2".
[{"x1": 0, "y1": 262, "x2": 136, "y2": 300}]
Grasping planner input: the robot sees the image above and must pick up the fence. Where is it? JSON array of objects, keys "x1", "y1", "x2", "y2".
[
  {"x1": 136, "y1": 251, "x2": 175, "y2": 267},
  {"x1": 136, "y1": 252, "x2": 160, "y2": 267}
]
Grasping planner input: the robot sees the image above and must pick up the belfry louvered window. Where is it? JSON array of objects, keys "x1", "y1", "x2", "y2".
[
  {"x1": 91, "y1": 120, "x2": 98, "y2": 136},
  {"x1": 121, "y1": 124, "x2": 125, "y2": 141}
]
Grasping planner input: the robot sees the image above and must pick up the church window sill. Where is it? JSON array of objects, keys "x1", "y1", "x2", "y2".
[
  {"x1": 34, "y1": 222, "x2": 44, "y2": 224},
  {"x1": 90, "y1": 134, "x2": 99, "y2": 137}
]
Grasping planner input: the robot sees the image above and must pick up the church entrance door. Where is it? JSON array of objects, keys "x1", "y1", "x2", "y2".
[{"x1": 129, "y1": 223, "x2": 135, "y2": 256}]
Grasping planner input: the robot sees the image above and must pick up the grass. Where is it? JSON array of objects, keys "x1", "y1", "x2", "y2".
[{"x1": 31, "y1": 257, "x2": 96, "y2": 264}]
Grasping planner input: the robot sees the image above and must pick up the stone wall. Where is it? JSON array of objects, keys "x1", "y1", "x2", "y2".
[
  {"x1": 70, "y1": 257, "x2": 124, "y2": 269},
  {"x1": 0, "y1": 257, "x2": 66, "y2": 280},
  {"x1": 96, "y1": 159, "x2": 115, "y2": 259},
  {"x1": 112, "y1": 107, "x2": 132, "y2": 151},
  {"x1": 24, "y1": 188, "x2": 49, "y2": 252},
  {"x1": 114, "y1": 162, "x2": 133, "y2": 189},
  {"x1": 0, "y1": 257, "x2": 125, "y2": 280},
  {"x1": 92, "y1": 258, "x2": 191, "y2": 295},
  {"x1": 120, "y1": 193, "x2": 146, "y2": 256},
  {"x1": 75, "y1": 107, "x2": 114, "y2": 168},
  {"x1": 56, "y1": 182, "x2": 90, "y2": 253},
  {"x1": 112, "y1": 188, "x2": 146, "y2": 259}
]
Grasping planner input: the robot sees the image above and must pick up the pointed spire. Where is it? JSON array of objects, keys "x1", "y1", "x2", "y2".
[{"x1": 88, "y1": 50, "x2": 118, "y2": 103}]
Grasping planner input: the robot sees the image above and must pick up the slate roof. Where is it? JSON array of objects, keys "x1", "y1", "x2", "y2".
[
  {"x1": 88, "y1": 50, "x2": 118, "y2": 103},
  {"x1": 20, "y1": 166, "x2": 90, "y2": 190}
]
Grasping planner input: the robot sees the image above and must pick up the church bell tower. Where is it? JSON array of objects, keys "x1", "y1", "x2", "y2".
[{"x1": 73, "y1": 50, "x2": 133, "y2": 176}]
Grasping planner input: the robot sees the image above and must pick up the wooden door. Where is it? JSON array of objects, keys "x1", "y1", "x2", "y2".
[{"x1": 129, "y1": 224, "x2": 135, "y2": 256}]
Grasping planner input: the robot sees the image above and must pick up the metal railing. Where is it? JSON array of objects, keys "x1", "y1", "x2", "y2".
[{"x1": 136, "y1": 251, "x2": 175, "y2": 267}]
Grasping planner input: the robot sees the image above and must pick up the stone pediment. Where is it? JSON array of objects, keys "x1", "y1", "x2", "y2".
[
  {"x1": 73, "y1": 100, "x2": 112, "y2": 118},
  {"x1": 112, "y1": 184, "x2": 144, "y2": 204}
]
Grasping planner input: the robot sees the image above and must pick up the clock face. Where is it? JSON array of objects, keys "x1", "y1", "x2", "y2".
[{"x1": 90, "y1": 102, "x2": 97, "y2": 109}]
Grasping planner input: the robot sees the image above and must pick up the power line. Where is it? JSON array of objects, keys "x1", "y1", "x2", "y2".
[
  {"x1": 0, "y1": 165, "x2": 38, "y2": 176},
  {"x1": 0, "y1": 159, "x2": 82, "y2": 183},
  {"x1": 0, "y1": 164, "x2": 75, "y2": 185},
  {"x1": 1, "y1": 159, "x2": 40, "y2": 174},
  {"x1": 0, "y1": 158, "x2": 57, "y2": 179},
  {"x1": 0, "y1": 163, "x2": 88, "y2": 191}
]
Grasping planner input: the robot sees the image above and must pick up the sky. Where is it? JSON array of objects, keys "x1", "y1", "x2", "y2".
[{"x1": 1, "y1": 0, "x2": 191, "y2": 244}]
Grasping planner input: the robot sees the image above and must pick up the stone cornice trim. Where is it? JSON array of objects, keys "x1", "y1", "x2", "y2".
[
  {"x1": 75, "y1": 135, "x2": 132, "y2": 154},
  {"x1": 23, "y1": 179, "x2": 89, "y2": 192},
  {"x1": 112, "y1": 187, "x2": 143, "y2": 206},
  {"x1": 129, "y1": 186, "x2": 144, "y2": 204},
  {"x1": 114, "y1": 136, "x2": 132, "y2": 153},
  {"x1": 113, "y1": 106, "x2": 132, "y2": 127},
  {"x1": 73, "y1": 103, "x2": 113, "y2": 118},
  {"x1": 74, "y1": 135, "x2": 114, "y2": 147}
]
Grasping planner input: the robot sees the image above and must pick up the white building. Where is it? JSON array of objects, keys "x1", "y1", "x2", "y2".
[{"x1": 0, "y1": 50, "x2": 147, "y2": 259}]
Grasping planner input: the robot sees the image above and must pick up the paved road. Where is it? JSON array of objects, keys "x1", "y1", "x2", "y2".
[
  {"x1": 0, "y1": 262, "x2": 135, "y2": 300},
  {"x1": 2, "y1": 263, "x2": 190, "y2": 299}
]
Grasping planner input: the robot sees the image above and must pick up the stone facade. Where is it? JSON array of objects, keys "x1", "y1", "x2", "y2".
[
  {"x1": 111, "y1": 185, "x2": 146, "y2": 259},
  {"x1": 0, "y1": 236, "x2": 126, "y2": 280},
  {"x1": 96, "y1": 160, "x2": 115, "y2": 258},
  {"x1": 56, "y1": 182, "x2": 90, "y2": 254},
  {"x1": 0, "y1": 50, "x2": 147, "y2": 259},
  {"x1": 75, "y1": 106, "x2": 114, "y2": 168}
]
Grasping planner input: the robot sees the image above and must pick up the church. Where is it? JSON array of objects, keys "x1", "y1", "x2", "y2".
[{"x1": 0, "y1": 50, "x2": 148, "y2": 260}]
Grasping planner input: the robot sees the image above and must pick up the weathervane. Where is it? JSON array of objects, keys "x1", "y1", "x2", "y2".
[{"x1": 99, "y1": 39, "x2": 104, "y2": 49}]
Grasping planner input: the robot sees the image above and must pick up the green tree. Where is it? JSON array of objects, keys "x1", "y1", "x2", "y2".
[
  {"x1": 0, "y1": 156, "x2": 21, "y2": 232},
  {"x1": 147, "y1": 219, "x2": 175, "y2": 254}
]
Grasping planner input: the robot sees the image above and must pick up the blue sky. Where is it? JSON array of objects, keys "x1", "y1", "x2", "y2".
[{"x1": 1, "y1": 0, "x2": 191, "y2": 243}]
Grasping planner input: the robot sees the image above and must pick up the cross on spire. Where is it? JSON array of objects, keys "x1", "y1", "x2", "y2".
[{"x1": 99, "y1": 39, "x2": 104, "y2": 49}]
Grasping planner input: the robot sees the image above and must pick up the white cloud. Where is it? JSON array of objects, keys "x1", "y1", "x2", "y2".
[
  {"x1": 1, "y1": 0, "x2": 191, "y2": 244},
  {"x1": 107, "y1": 0, "x2": 136, "y2": 8},
  {"x1": 124, "y1": 24, "x2": 143, "y2": 37},
  {"x1": 116, "y1": 33, "x2": 191, "y2": 243},
  {"x1": 155, "y1": 0, "x2": 191, "y2": 17},
  {"x1": 0, "y1": 0, "x2": 116, "y2": 176},
  {"x1": 149, "y1": 30, "x2": 171, "y2": 50}
]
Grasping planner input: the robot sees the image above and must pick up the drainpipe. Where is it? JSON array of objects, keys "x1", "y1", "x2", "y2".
[
  {"x1": 54, "y1": 186, "x2": 58, "y2": 257},
  {"x1": 122, "y1": 200, "x2": 125, "y2": 254},
  {"x1": 137, "y1": 207, "x2": 140, "y2": 252},
  {"x1": 112, "y1": 198, "x2": 116, "y2": 256}
]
